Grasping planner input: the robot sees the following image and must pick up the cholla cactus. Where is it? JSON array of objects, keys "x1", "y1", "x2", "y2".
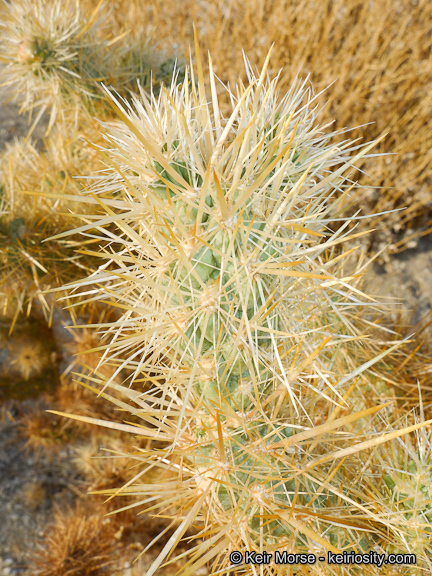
[
  {"x1": 0, "y1": 0, "x2": 112, "y2": 131},
  {"x1": 33, "y1": 502, "x2": 119, "y2": 576},
  {"x1": 372, "y1": 411, "x2": 432, "y2": 575},
  {"x1": 0, "y1": 131, "x2": 102, "y2": 322},
  {"x1": 0, "y1": 0, "x2": 183, "y2": 134},
  {"x1": 50, "y1": 50, "x2": 432, "y2": 575}
]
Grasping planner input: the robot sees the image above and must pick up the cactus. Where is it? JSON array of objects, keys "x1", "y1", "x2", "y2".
[
  {"x1": 373, "y1": 415, "x2": 432, "y2": 575},
  {"x1": 33, "y1": 502, "x2": 119, "y2": 576},
  {"x1": 0, "y1": 1, "x2": 430, "y2": 574},
  {"x1": 0, "y1": 0, "x2": 186, "y2": 325},
  {"x1": 0, "y1": 132, "x2": 103, "y2": 323},
  {"x1": 0, "y1": 0, "x2": 112, "y2": 131},
  {"x1": 46, "y1": 47, "x2": 432, "y2": 576},
  {"x1": 0, "y1": 0, "x2": 183, "y2": 134}
]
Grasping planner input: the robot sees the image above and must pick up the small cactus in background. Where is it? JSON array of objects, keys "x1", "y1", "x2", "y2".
[
  {"x1": 49, "y1": 47, "x2": 432, "y2": 575},
  {"x1": 0, "y1": 0, "x2": 185, "y2": 326},
  {"x1": 0, "y1": 133, "x2": 102, "y2": 322},
  {"x1": 0, "y1": 0, "x2": 183, "y2": 133},
  {"x1": 33, "y1": 502, "x2": 119, "y2": 576},
  {"x1": 0, "y1": 0, "x2": 111, "y2": 131}
]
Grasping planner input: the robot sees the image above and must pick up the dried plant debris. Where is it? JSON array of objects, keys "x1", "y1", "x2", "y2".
[{"x1": 33, "y1": 502, "x2": 119, "y2": 576}]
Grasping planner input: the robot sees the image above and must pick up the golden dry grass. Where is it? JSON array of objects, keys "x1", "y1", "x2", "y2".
[{"x1": 85, "y1": 0, "x2": 432, "y2": 251}]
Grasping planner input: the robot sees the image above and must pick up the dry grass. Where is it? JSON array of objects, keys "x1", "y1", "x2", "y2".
[{"x1": 86, "y1": 0, "x2": 432, "y2": 250}]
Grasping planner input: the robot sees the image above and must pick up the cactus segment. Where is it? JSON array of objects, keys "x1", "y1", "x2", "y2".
[{"x1": 54, "y1": 52, "x2": 432, "y2": 575}]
